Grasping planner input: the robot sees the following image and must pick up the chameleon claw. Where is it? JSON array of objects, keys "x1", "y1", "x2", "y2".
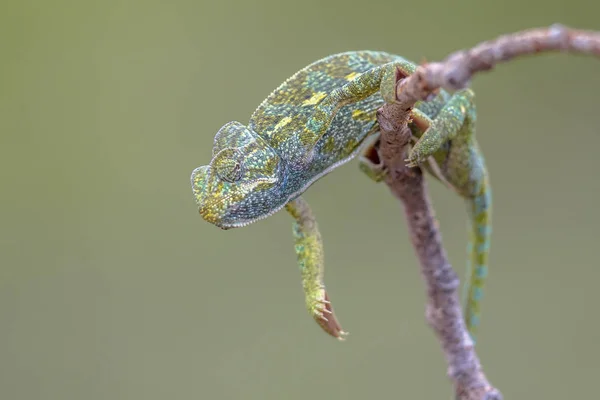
[
  {"x1": 310, "y1": 290, "x2": 347, "y2": 340},
  {"x1": 335, "y1": 330, "x2": 350, "y2": 341},
  {"x1": 404, "y1": 158, "x2": 419, "y2": 168},
  {"x1": 336, "y1": 332, "x2": 349, "y2": 341}
]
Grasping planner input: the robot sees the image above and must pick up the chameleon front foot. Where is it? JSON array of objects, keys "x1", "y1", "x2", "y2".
[
  {"x1": 285, "y1": 196, "x2": 349, "y2": 341},
  {"x1": 307, "y1": 288, "x2": 348, "y2": 340}
]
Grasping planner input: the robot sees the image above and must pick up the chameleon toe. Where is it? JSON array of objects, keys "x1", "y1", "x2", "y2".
[{"x1": 312, "y1": 291, "x2": 347, "y2": 340}]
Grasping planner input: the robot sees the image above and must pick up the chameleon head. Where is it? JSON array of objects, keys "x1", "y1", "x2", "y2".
[{"x1": 191, "y1": 121, "x2": 286, "y2": 229}]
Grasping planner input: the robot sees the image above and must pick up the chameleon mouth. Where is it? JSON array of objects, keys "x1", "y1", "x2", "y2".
[
  {"x1": 196, "y1": 193, "x2": 280, "y2": 230},
  {"x1": 215, "y1": 205, "x2": 284, "y2": 230}
]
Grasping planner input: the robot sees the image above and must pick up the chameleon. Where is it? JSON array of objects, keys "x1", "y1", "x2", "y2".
[{"x1": 190, "y1": 51, "x2": 491, "y2": 343}]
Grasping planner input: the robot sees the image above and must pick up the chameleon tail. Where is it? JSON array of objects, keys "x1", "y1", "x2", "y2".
[
  {"x1": 463, "y1": 175, "x2": 492, "y2": 343},
  {"x1": 453, "y1": 181, "x2": 491, "y2": 400}
]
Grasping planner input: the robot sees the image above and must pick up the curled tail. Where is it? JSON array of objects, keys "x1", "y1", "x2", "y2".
[{"x1": 463, "y1": 175, "x2": 492, "y2": 343}]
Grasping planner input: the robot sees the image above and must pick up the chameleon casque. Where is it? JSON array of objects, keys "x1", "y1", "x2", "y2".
[{"x1": 191, "y1": 51, "x2": 491, "y2": 342}]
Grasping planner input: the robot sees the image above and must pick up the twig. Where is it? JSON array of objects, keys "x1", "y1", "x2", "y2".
[
  {"x1": 376, "y1": 104, "x2": 501, "y2": 400},
  {"x1": 396, "y1": 24, "x2": 600, "y2": 105},
  {"x1": 374, "y1": 22, "x2": 600, "y2": 400}
]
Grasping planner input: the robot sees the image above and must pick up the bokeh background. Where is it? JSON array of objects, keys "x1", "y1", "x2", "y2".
[{"x1": 1, "y1": 1, "x2": 599, "y2": 399}]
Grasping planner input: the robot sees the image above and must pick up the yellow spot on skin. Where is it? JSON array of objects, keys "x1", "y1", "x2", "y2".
[
  {"x1": 344, "y1": 138, "x2": 358, "y2": 154},
  {"x1": 351, "y1": 109, "x2": 372, "y2": 122},
  {"x1": 324, "y1": 136, "x2": 335, "y2": 153},
  {"x1": 352, "y1": 109, "x2": 365, "y2": 119},
  {"x1": 274, "y1": 116, "x2": 292, "y2": 130},
  {"x1": 344, "y1": 72, "x2": 360, "y2": 81},
  {"x1": 302, "y1": 92, "x2": 327, "y2": 106}
]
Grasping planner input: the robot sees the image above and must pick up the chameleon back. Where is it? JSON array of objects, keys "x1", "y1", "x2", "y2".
[{"x1": 249, "y1": 51, "x2": 408, "y2": 197}]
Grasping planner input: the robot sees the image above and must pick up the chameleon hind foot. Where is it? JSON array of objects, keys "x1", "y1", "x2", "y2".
[{"x1": 404, "y1": 89, "x2": 476, "y2": 168}]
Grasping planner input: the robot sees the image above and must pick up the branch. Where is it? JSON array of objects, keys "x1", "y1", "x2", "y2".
[
  {"x1": 396, "y1": 24, "x2": 600, "y2": 105},
  {"x1": 376, "y1": 104, "x2": 500, "y2": 400},
  {"x1": 376, "y1": 24, "x2": 599, "y2": 400}
]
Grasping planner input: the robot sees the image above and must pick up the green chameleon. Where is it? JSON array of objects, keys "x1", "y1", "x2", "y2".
[{"x1": 191, "y1": 51, "x2": 491, "y2": 342}]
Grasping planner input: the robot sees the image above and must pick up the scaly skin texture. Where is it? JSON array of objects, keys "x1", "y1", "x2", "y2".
[
  {"x1": 191, "y1": 51, "x2": 491, "y2": 341},
  {"x1": 285, "y1": 197, "x2": 347, "y2": 339}
]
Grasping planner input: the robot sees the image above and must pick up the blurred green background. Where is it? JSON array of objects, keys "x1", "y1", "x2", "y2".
[{"x1": 1, "y1": 1, "x2": 599, "y2": 399}]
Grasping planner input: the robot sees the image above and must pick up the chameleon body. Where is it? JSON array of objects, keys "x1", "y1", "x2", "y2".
[{"x1": 191, "y1": 51, "x2": 491, "y2": 342}]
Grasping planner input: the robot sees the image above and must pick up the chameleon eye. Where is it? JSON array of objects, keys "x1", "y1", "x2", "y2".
[{"x1": 212, "y1": 148, "x2": 244, "y2": 183}]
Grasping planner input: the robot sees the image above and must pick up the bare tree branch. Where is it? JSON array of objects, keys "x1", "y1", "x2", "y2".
[
  {"x1": 396, "y1": 24, "x2": 600, "y2": 105},
  {"x1": 376, "y1": 103, "x2": 501, "y2": 400},
  {"x1": 376, "y1": 23, "x2": 599, "y2": 400}
]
